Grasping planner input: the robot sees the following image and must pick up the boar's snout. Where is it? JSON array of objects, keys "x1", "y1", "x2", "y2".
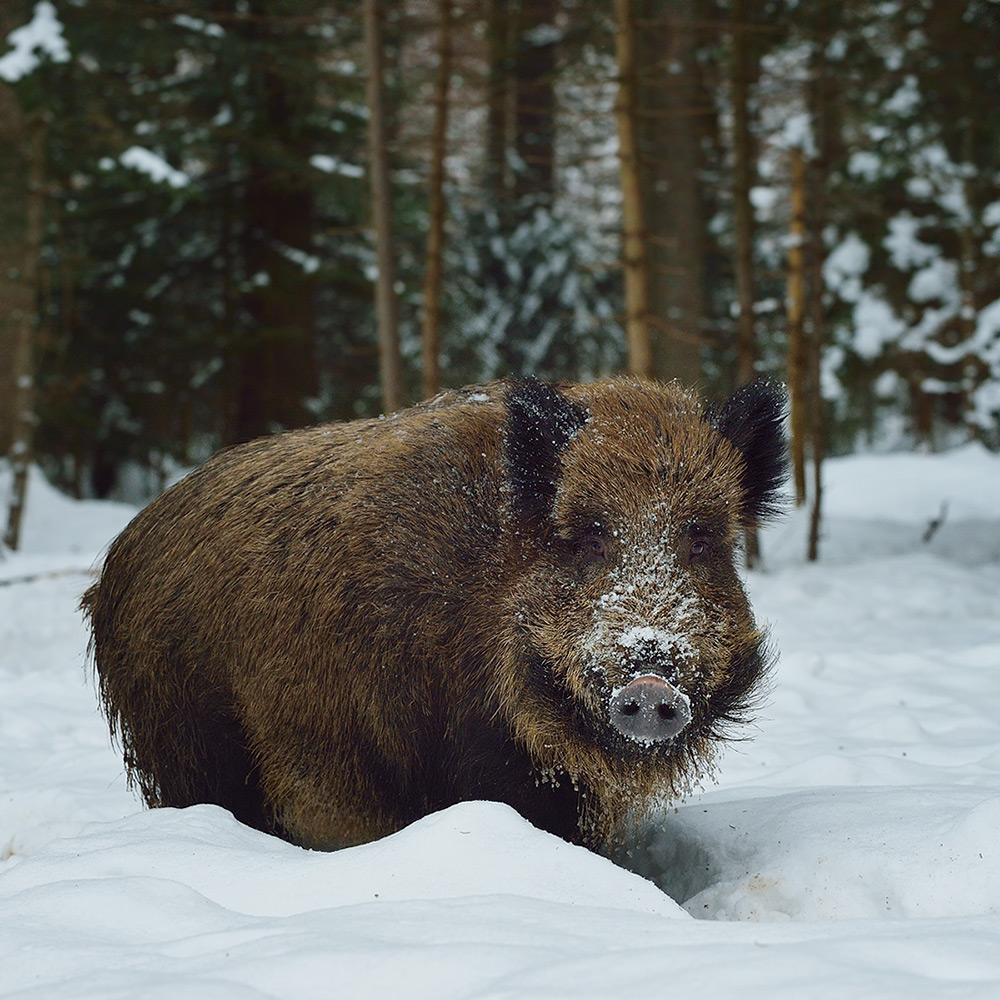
[{"x1": 609, "y1": 675, "x2": 692, "y2": 744}]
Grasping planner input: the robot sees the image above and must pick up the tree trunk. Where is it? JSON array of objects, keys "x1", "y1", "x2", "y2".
[
  {"x1": 614, "y1": 0, "x2": 653, "y2": 377},
  {"x1": 236, "y1": 173, "x2": 317, "y2": 442},
  {"x1": 421, "y1": 0, "x2": 453, "y2": 401},
  {"x1": 491, "y1": 0, "x2": 560, "y2": 376},
  {"x1": 513, "y1": 0, "x2": 557, "y2": 210},
  {"x1": 4, "y1": 112, "x2": 47, "y2": 551},
  {"x1": 805, "y1": 31, "x2": 833, "y2": 563},
  {"x1": 638, "y1": 0, "x2": 705, "y2": 387},
  {"x1": 233, "y1": 3, "x2": 319, "y2": 444},
  {"x1": 484, "y1": 0, "x2": 512, "y2": 207},
  {"x1": 807, "y1": 167, "x2": 826, "y2": 560},
  {"x1": 0, "y1": 80, "x2": 29, "y2": 459},
  {"x1": 731, "y1": 0, "x2": 756, "y2": 390},
  {"x1": 364, "y1": 0, "x2": 405, "y2": 414},
  {"x1": 730, "y1": 0, "x2": 761, "y2": 567},
  {"x1": 786, "y1": 145, "x2": 808, "y2": 508}
]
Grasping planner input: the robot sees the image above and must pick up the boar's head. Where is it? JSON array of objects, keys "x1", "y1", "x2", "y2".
[{"x1": 499, "y1": 376, "x2": 785, "y2": 840}]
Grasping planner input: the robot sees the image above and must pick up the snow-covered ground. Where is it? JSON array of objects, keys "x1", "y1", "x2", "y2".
[{"x1": 2, "y1": 447, "x2": 1000, "y2": 999}]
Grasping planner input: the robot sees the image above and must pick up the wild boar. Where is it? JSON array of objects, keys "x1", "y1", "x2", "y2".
[{"x1": 84, "y1": 376, "x2": 785, "y2": 850}]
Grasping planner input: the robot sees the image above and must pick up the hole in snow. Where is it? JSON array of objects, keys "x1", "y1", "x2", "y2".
[{"x1": 614, "y1": 816, "x2": 721, "y2": 911}]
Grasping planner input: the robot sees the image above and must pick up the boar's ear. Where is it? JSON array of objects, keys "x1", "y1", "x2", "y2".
[
  {"x1": 710, "y1": 380, "x2": 787, "y2": 524},
  {"x1": 506, "y1": 377, "x2": 588, "y2": 529}
]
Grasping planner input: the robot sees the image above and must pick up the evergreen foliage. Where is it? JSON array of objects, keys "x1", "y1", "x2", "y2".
[{"x1": 1, "y1": 0, "x2": 998, "y2": 502}]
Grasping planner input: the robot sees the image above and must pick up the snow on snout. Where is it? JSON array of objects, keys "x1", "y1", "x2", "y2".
[
  {"x1": 615, "y1": 624, "x2": 697, "y2": 675},
  {"x1": 585, "y1": 533, "x2": 702, "y2": 686}
]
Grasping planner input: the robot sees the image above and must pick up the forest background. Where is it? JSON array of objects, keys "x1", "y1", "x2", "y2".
[{"x1": 1, "y1": 0, "x2": 999, "y2": 556}]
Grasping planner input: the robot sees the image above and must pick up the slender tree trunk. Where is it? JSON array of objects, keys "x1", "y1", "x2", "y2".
[
  {"x1": 421, "y1": 0, "x2": 453, "y2": 401},
  {"x1": 731, "y1": 0, "x2": 756, "y2": 390},
  {"x1": 4, "y1": 112, "x2": 47, "y2": 551},
  {"x1": 218, "y1": 137, "x2": 241, "y2": 445},
  {"x1": 364, "y1": 0, "x2": 405, "y2": 414},
  {"x1": 730, "y1": 0, "x2": 761, "y2": 567},
  {"x1": 0, "y1": 9, "x2": 31, "y2": 458},
  {"x1": 614, "y1": 0, "x2": 652, "y2": 377},
  {"x1": 806, "y1": 364, "x2": 825, "y2": 560},
  {"x1": 786, "y1": 145, "x2": 808, "y2": 507},
  {"x1": 806, "y1": 30, "x2": 834, "y2": 563},
  {"x1": 484, "y1": 0, "x2": 511, "y2": 207},
  {"x1": 513, "y1": 0, "x2": 556, "y2": 210},
  {"x1": 0, "y1": 80, "x2": 28, "y2": 458},
  {"x1": 807, "y1": 166, "x2": 826, "y2": 561}
]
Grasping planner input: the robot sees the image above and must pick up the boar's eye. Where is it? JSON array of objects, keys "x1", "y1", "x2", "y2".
[
  {"x1": 688, "y1": 537, "x2": 711, "y2": 561},
  {"x1": 579, "y1": 534, "x2": 606, "y2": 561}
]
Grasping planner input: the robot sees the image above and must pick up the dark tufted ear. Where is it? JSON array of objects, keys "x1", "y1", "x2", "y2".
[
  {"x1": 506, "y1": 377, "x2": 588, "y2": 530},
  {"x1": 709, "y1": 380, "x2": 788, "y2": 524}
]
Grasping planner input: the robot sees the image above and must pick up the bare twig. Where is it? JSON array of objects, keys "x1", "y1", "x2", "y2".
[{"x1": 922, "y1": 502, "x2": 949, "y2": 544}]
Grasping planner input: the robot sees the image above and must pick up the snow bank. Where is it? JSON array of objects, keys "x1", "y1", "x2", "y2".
[
  {"x1": 630, "y1": 786, "x2": 1000, "y2": 920},
  {"x1": 818, "y1": 442, "x2": 1000, "y2": 523},
  {"x1": 761, "y1": 442, "x2": 1000, "y2": 565},
  {"x1": 1, "y1": 463, "x2": 136, "y2": 564},
  {"x1": 2, "y1": 800, "x2": 680, "y2": 918}
]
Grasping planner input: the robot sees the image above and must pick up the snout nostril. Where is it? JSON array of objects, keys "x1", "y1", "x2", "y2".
[
  {"x1": 621, "y1": 700, "x2": 640, "y2": 717},
  {"x1": 657, "y1": 703, "x2": 676, "y2": 721}
]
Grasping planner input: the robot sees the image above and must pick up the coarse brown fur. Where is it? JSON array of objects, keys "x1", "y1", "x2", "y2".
[{"x1": 83, "y1": 377, "x2": 785, "y2": 851}]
